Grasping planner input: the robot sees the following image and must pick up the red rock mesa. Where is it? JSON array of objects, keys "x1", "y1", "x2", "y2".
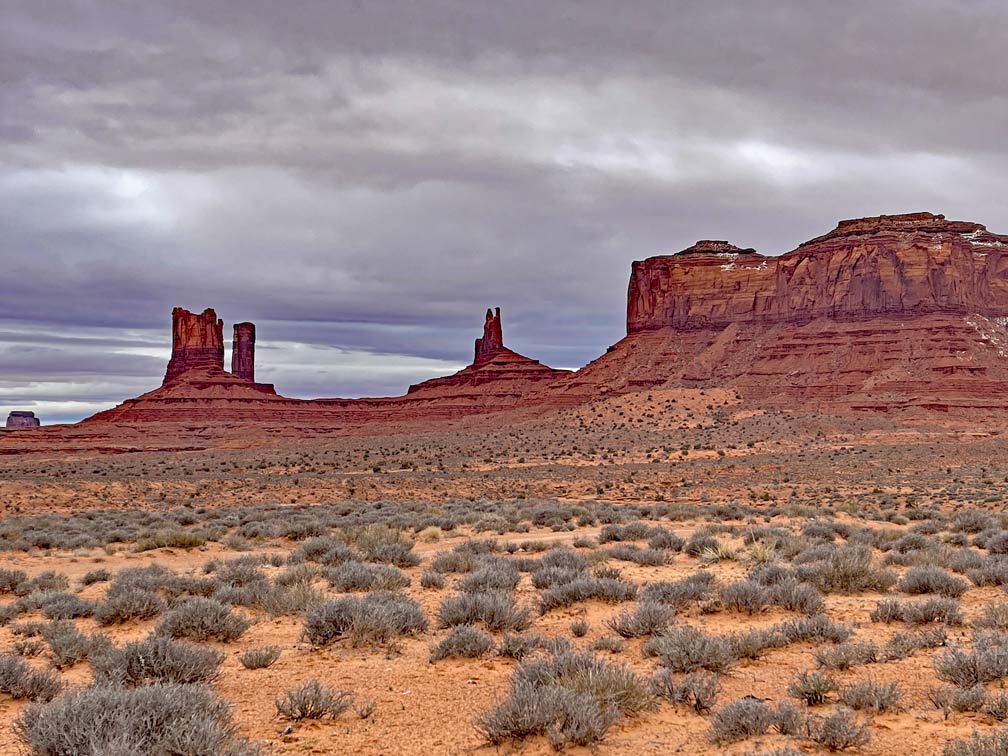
[
  {"x1": 164, "y1": 308, "x2": 224, "y2": 383},
  {"x1": 5, "y1": 411, "x2": 40, "y2": 429}
]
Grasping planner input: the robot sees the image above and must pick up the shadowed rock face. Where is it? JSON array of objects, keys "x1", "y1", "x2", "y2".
[
  {"x1": 232, "y1": 322, "x2": 255, "y2": 382},
  {"x1": 164, "y1": 308, "x2": 224, "y2": 383},
  {"x1": 5, "y1": 411, "x2": 40, "y2": 429},
  {"x1": 627, "y1": 212, "x2": 1008, "y2": 333},
  {"x1": 474, "y1": 307, "x2": 504, "y2": 365}
]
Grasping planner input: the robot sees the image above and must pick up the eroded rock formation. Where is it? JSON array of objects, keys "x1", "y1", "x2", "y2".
[
  {"x1": 5, "y1": 411, "x2": 40, "y2": 429},
  {"x1": 164, "y1": 308, "x2": 224, "y2": 383},
  {"x1": 474, "y1": 308, "x2": 504, "y2": 365},
  {"x1": 627, "y1": 213, "x2": 1008, "y2": 333},
  {"x1": 232, "y1": 322, "x2": 256, "y2": 382}
]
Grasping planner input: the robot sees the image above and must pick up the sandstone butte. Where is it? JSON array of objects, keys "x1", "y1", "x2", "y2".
[
  {"x1": 4, "y1": 411, "x2": 40, "y2": 429},
  {"x1": 8, "y1": 210, "x2": 1008, "y2": 442}
]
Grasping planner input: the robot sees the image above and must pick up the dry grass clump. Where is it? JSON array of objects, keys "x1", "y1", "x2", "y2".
[
  {"x1": 806, "y1": 706, "x2": 871, "y2": 750},
  {"x1": 707, "y1": 697, "x2": 802, "y2": 744},
  {"x1": 650, "y1": 670, "x2": 720, "y2": 712},
  {"x1": 606, "y1": 602, "x2": 674, "y2": 638},
  {"x1": 155, "y1": 597, "x2": 251, "y2": 642},
  {"x1": 0, "y1": 655, "x2": 62, "y2": 702},
  {"x1": 437, "y1": 591, "x2": 530, "y2": 632},
  {"x1": 91, "y1": 636, "x2": 223, "y2": 686},
  {"x1": 838, "y1": 679, "x2": 901, "y2": 713}
]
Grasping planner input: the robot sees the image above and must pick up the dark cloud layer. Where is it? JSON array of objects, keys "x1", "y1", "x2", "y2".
[{"x1": 2, "y1": 1, "x2": 1007, "y2": 422}]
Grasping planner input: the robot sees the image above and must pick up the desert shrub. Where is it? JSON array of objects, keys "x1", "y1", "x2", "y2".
[
  {"x1": 457, "y1": 560, "x2": 520, "y2": 593},
  {"x1": 839, "y1": 679, "x2": 901, "y2": 712},
  {"x1": 769, "y1": 579, "x2": 825, "y2": 615},
  {"x1": 14, "y1": 683, "x2": 257, "y2": 755},
  {"x1": 644, "y1": 626, "x2": 735, "y2": 674},
  {"x1": 599, "y1": 522, "x2": 656, "y2": 543},
  {"x1": 930, "y1": 685, "x2": 987, "y2": 715},
  {"x1": 326, "y1": 561, "x2": 409, "y2": 592},
  {"x1": 719, "y1": 580, "x2": 772, "y2": 614},
  {"x1": 728, "y1": 627, "x2": 787, "y2": 660},
  {"x1": 276, "y1": 679, "x2": 354, "y2": 720},
  {"x1": 0, "y1": 569, "x2": 27, "y2": 594},
  {"x1": 648, "y1": 530, "x2": 685, "y2": 552},
  {"x1": 430, "y1": 625, "x2": 495, "y2": 662},
  {"x1": 974, "y1": 603, "x2": 1008, "y2": 630},
  {"x1": 806, "y1": 706, "x2": 870, "y2": 750},
  {"x1": 985, "y1": 693, "x2": 1008, "y2": 721},
  {"x1": 133, "y1": 528, "x2": 206, "y2": 552},
  {"x1": 498, "y1": 633, "x2": 562, "y2": 660},
  {"x1": 814, "y1": 640, "x2": 879, "y2": 670},
  {"x1": 606, "y1": 544, "x2": 669, "y2": 566},
  {"x1": 155, "y1": 597, "x2": 250, "y2": 642},
  {"x1": 539, "y1": 577, "x2": 637, "y2": 613},
  {"x1": 796, "y1": 545, "x2": 896, "y2": 594},
  {"x1": 885, "y1": 627, "x2": 947, "y2": 660},
  {"x1": 570, "y1": 619, "x2": 589, "y2": 637},
  {"x1": 870, "y1": 596, "x2": 962, "y2": 625},
  {"x1": 639, "y1": 572, "x2": 714, "y2": 608},
  {"x1": 14, "y1": 572, "x2": 70, "y2": 597},
  {"x1": 80, "y1": 568, "x2": 111, "y2": 586},
  {"x1": 0, "y1": 655, "x2": 62, "y2": 702},
  {"x1": 36, "y1": 592, "x2": 94, "y2": 620},
  {"x1": 302, "y1": 592, "x2": 427, "y2": 646},
  {"x1": 651, "y1": 670, "x2": 719, "y2": 712},
  {"x1": 93, "y1": 587, "x2": 166, "y2": 625},
  {"x1": 240, "y1": 646, "x2": 281, "y2": 670},
  {"x1": 592, "y1": 635, "x2": 626, "y2": 654},
  {"x1": 438, "y1": 591, "x2": 530, "y2": 632},
  {"x1": 935, "y1": 632, "x2": 1008, "y2": 688},
  {"x1": 684, "y1": 532, "x2": 721, "y2": 557},
  {"x1": 943, "y1": 729, "x2": 1008, "y2": 756},
  {"x1": 40, "y1": 621, "x2": 113, "y2": 669},
  {"x1": 475, "y1": 649, "x2": 652, "y2": 748},
  {"x1": 707, "y1": 697, "x2": 799, "y2": 744},
  {"x1": 787, "y1": 670, "x2": 837, "y2": 705},
  {"x1": 91, "y1": 636, "x2": 223, "y2": 686},
  {"x1": 777, "y1": 614, "x2": 851, "y2": 643},
  {"x1": 897, "y1": 565, "x2": 969, "y2": 598},
  {"x1": 606, "y1": 602, "x2": 674, "y2": 638},
  {"x1": 420, "y1": 570, "x2": 445, "y2": 589}
]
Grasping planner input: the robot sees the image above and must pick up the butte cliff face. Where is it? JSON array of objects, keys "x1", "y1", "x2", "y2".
[
  {"x1": 5, "y1": 411, "x2": 40, "y2": 429},
  {"x1": 554, "y1": 212, "x2": 1008, "y2": 411},
  {"x1": 627, "y1": 213, "x2": 1008, "y2": 333},
  {"x1": 232, "y1": 323, "x2": 256, "y2": 382},
  {"x1": 164, "y1": 308, "x2": 225, "y2": 383}
]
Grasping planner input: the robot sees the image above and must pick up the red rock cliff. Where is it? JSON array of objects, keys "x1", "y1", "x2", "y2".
[
  {"x1": 627, "y1": 213, "x2": 1008, "y2": 333},
  {"x1": 164, "y1": 307, "x2": 225, "y2": 383},
  {"x1": 231, "y1": 322, "x2": 256, "y2": 382},
  {"x1": 474, "y1": 307, "x2": 504, "y2": 365}
]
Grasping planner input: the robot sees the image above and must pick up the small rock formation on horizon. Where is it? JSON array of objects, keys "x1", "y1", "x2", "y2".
[
  {"x1": 5, "y1": 411, "x2": 40, "y2": 429},
  {"x1": 232, "y1": 322, "x2": 256, "y2": 382},
  {"x1": 474, "y1": 308, "x2": 504, "y2": 365},
  {"x1": 164, "y1": 308, "x2": 225, "y2": 383}
]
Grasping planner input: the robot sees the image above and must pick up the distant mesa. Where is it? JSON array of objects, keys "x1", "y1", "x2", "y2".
[
  {"x1": 6, "y1": 411, "x2": 40, "y2": 429},
  {"x1": 57, "y1": 210, "x2": 1008, "y2": 430}
]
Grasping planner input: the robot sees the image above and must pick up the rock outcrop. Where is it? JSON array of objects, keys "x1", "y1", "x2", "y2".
[
  {"x1": 164, "y1": 308, "x2": 225, "y2": 383},
  {"x1": 232, "y1": 323, "x2": 256, "y2": 382},
  {"x1": 552, "y1": 212, "x2": 1008, "y2": 411},
  {"x1": 627, "y1": 213, "x2": 1008, "y2": 333},
  {"x1": 5, "y1": 411, "x2": 40, "y2": 429},
  {"x1": 474, "y1": 308, "x2": 504, "y2": 365}
]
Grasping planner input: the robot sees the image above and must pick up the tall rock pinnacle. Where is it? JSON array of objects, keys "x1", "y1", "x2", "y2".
[
  {"x1": 164, "y1": 307, "x2": 225, "y2": 383},
  {"x1": 232, "y1": 322, "x2": 256, "y2": 382},
  {"x1": 474, "y1": 307, "x2": 504, "y2": 365}
]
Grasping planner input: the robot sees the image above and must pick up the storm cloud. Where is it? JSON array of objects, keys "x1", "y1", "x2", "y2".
[{"x1": 2, "y1": 1, "x2": 1007, "y2": 422}]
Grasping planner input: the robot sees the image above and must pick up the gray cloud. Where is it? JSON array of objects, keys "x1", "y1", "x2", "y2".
[{"x1": 2, "y1": 1, "x2": 1007, "y2": 422}]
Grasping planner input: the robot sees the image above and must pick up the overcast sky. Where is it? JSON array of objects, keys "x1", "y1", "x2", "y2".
[{"x1": 3, "y1": 1, "x2": 1008, "y2": 423}]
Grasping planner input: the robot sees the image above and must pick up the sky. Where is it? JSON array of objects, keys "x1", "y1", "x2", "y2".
[{"x1": 3, "y1": 1, "x2": 1008, "y2": 423}]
